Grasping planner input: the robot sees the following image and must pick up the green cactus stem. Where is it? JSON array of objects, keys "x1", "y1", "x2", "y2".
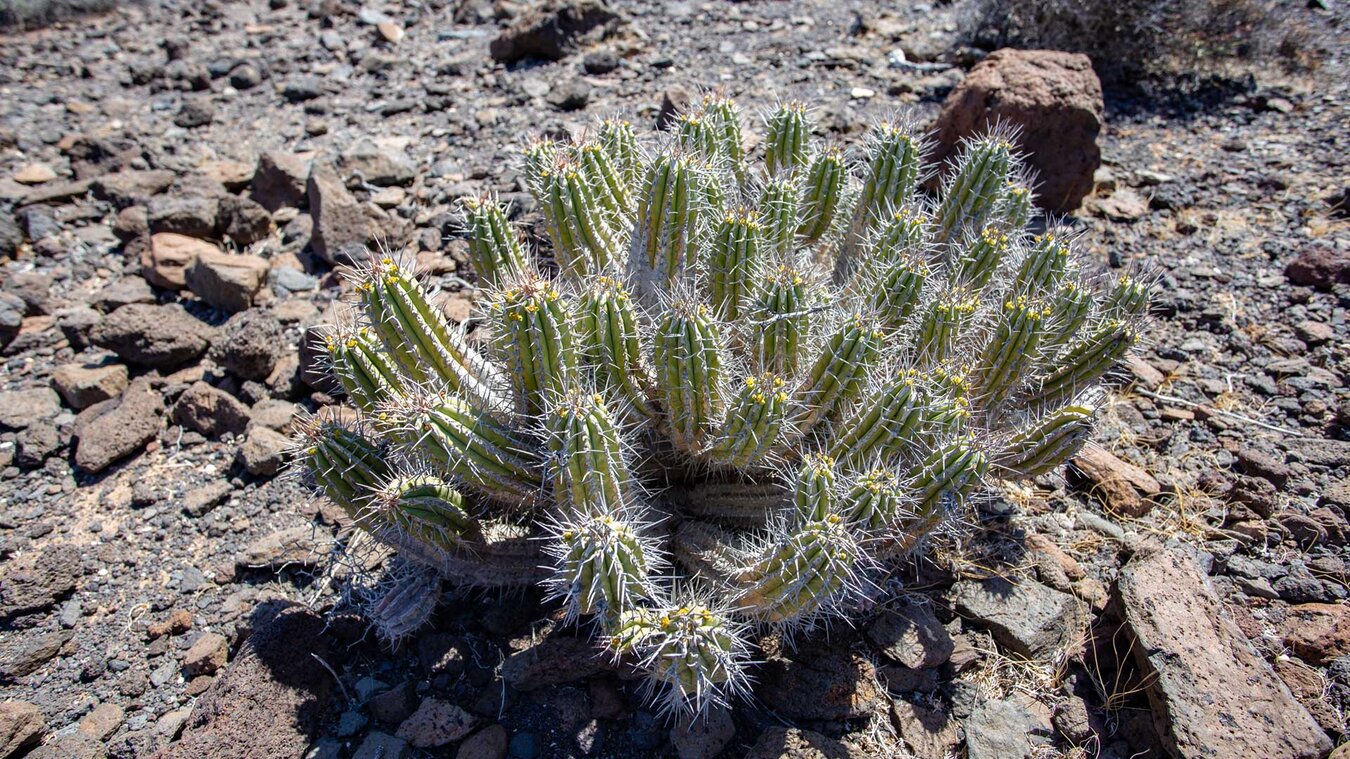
[{"x1": 654, "y1": 300, "x2": 724, "y2": 453}]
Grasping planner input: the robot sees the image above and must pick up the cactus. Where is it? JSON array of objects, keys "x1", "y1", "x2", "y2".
[{"x1": 296, "y1": 95, "x2": 1149, "y2": 716}]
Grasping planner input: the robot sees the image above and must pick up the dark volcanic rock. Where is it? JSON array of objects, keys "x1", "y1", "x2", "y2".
[
  {"x1": 172, "y1": 382, "x2": 251, "y2": 439},
  {"x1": 148, "y1": 193, "x2": 219, "y2": 238},
  {"x1": 744, "y1": 727, "x2": 857, "y2": 759},
  {"x1": 758, "y1": 651, "x2": 884, "y2": 721},
  {"x1": 489, "y1": 0, "x2": 621, "y2": 64},
  {"x1": 211, "y1": 310, "x2": 285, "y2": 380},
  {"x1": 307, "y1": 160, "x2": 393, "y2": 264},
  {"x1": 501, "y1": 635, "x2": 610, "y2": 690},
  {"x1": 0, "y1": 629, "x2": 72, "y2": 681},
  {"x1": 91, "y1": 303, "x2": 214, "y2": 369},
  {"x1": 185, "y1": 248, "x2": 268, "y2": 313},
  {"x1": 219, "y1": 195, "x2": 272, "y2": 246},
  {"x1": 152, "y1": 603, "x2": 334, "y2": 759},
  {"x1": 1118, "y1": 547, "x2": 1330, "y2": 759},
  {"x1": 953, "y1": 577, "x2": 1088, "y2": 660},
  {"x1": 0, "y1": 543, "x2": 82, "y2": 621},
  {"x1": 252, "y1": 152, "x2": 311, "y2": 212},
  {"x1": 73, "y1": 376, "x2": 164, "y2": 473},
  {"x1": 1285, "y1": 243, "x2": 1350, "y2": 290}
]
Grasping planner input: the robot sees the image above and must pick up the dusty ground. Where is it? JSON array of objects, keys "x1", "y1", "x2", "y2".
[{"x1": 0, "y1": 1, "x2": 1347, "y2": 758}]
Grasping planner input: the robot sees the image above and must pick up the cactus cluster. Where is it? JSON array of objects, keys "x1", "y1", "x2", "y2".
[{"x1": 298, "y1": 95, "x2": 1149, "y2": 714}]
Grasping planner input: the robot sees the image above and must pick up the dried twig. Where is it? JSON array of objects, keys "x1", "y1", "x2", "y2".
[{"x1": 1134, "y1": 388, "x2": 1309, "y2": 437}]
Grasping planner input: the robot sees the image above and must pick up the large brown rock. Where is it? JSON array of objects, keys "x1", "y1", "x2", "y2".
[
  {"x1": 172, "y1": 382, "x2": 251, "y2": 439},
  {"x1": 91, "y1": 303, "x2": 214, "y2": 369},
  {"x1": 307, "y1": 161, "x2": 394, "y2": 265},
  {"x1": 152, "y1": 603, "x2": 334, "y2": 759},
  {"x1": 73, "y1": 377, "x2": 164, "y2": 473},
  {"x1": 185, "y1": 248, "x2": 268, "y2": 313},
  {"x1": 143, "y1": 233, "x2": 215, "y2": 290},
  {"x1": 1069, "y1": 445, "x2": 1162, "y2": 518},
  {"x1": 0, "y1": 701, "x2": 44, "y2": 757},
  {"x1": 51, "y1": 362, "x2": 128, "y2": 410},
  {"x1": 1280, "y1": 603, "x2": 1350, "y2": 665},
  {"x1": 251, "y1": 152, "x2": 311, "y2": 212},
  {"x1": 1118, "y1": 547, "x2": 1331, "y2": 758},
  {"x1": 933, "y1": 49, "x2": 1103, "y2": 213},
  {"x1": 488, "y1": 0, "x2": 621, "y2": 63},
  {"x1": 1285, "y1": 243, "x2": 1350, "y2": 291},
  {"x1": 757, "y1": 651, "x2": 884, "y2": 721}
]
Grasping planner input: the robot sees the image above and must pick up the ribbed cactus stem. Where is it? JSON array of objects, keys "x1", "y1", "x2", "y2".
[
  {"x1": 522, "y1": 137, "x2": 559, "y2": 194},
  {"x1": 638, "y1": 152, "x2": 698, "y2": 283},
  {"x1": 737, "y1": 514, "x2": 860, "y2": 623},
  {"x1": 707, "y1": 208, "x2": 764, "y2": 321},
  {"x1": 828, "y1": 373, "x2": 923, "y2": 465},
  {"x1": 305, "y1": 423, "x2": 390, "y2": 525},
  {"x1": 797, "y1": 148, "x2": 845, "y2": 244},
  {"x1": 550, "y1": 512, "x2": 654, "y2": 617},
  {"x1": 654, "y1": 301, "x2": 724, "y2": 453},
  {"x1": 391, "y1": 396, "x2": 542, "y2": 507},
  {"x1": 702, "y1": 92, "x2": 746, "y2": 168},
  {"x1": 464, "y1": 195, "x2": 527, "y2": 288},
  {"x1": 755, "y1": 265, "x2": 811, "y2": 376},
  {"x1": 758, "y1": 175, "x2": 800, "y2": 256},
  {"x1": 1036, "y1": 319, "x2": 1136, "y2": 406},
  {"x1": 1107, "y1": 273, "x2": 1150, "y2": 317},
  {"x1": 794, "y1": 314, "x2": 884, "y2": 433},
  {"x1": 359, "y1": 257, "x2": 501, "y2": 411},
  {"x1": 1016, "y1": 233, "x2": 1072, "y2": 295},
  {"x1": 870, "y1": 254, "x2": 929, "y2": 329},
  {"x1": 547, "y1": 390, "x2": 633, "y2": 517},
  {"x1": 683, "y1": 480, "x2": 786, "y2": 527},
  {"x1": 373, "y1": 475, "x2": 480, "y2": 549},
  {"x1": 995, "y1": 404, "x2": 1096, "y2": 477},
  {"x1": 579, "y1": 140, "x2": 634, "y2": 221},
  {"x1": 917, "y1": 384, "x2": 972, "y2": 453},
  {"x1": 791, "y1": 453, "x2": 837, "y2": 523},
  {"x1": 763, "y1": 102, "x2": 810, "y2": 175},
  {"x1": 610, "y1": 603, "x2": 747, "y2": 713},
  {"x1": 542, "y1": 162, "x2": 620, "y2": 277},
  {"x1": 843, "y1": 208, "x2": 928, "y2": 288},
  {"x1": 937, "y1": 137, "x2": 1014, "y2": 242},
  {"x1": 908, "y1": 439, "x2": 987, "y2": 528},
  {"x1": 707, "y1": 373, "x2": 789, "y2": 469},
  {"x1": 599, "y1": 119, "x2": 642, "y2": 190},
  {"x1": 955, "y1": 227, "x2": 1011, "y2": 291},
  {"x1": 1047, "y1": 279, "x2": 1092, "y2": 346},
  {"x1": 577, "y1": 277, "x2": 656, "y2": 419},
  {"x1": 915, "y1": 290, "x2": 978, "y2": 366},
  {"x1": 841, "y1": 468, "x2": 903, "y2": 532},
  {"x1": 677, "y1": 113, "x2": 719, "y2": 160},
  {"x1": 492, "y1": 278, "x2": 577, "y2": 416},
  {"x1": 999, "y1": 182, "x2": 1034, "y2": 232},
  {"x1": 975, "y1": 296, "x2": 1048, "y2": 407},
  {"x1": 851, "y1": 122, "x2": 925, "y2": 238},
  {"x1": 326, "y1": 326, "x2": 403, "y2": 413}
]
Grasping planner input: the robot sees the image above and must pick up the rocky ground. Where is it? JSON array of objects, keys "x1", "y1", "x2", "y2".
[{"x1": 0, "y1": 1, "x2": 1347, "y2": 758}]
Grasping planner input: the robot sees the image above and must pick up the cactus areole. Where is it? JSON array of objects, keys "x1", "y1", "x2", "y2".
[{"x1": 298, "y1": 95, "x2": 1149, "y2": 715}]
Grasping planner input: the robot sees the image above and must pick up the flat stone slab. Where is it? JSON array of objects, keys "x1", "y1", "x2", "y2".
[
  {"x1": 1118, "y1": 547, "x2": 1331, "y2": 759},
  {"x1": 953, "y1": 577, "x2": 1088, "y2": 660}
]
